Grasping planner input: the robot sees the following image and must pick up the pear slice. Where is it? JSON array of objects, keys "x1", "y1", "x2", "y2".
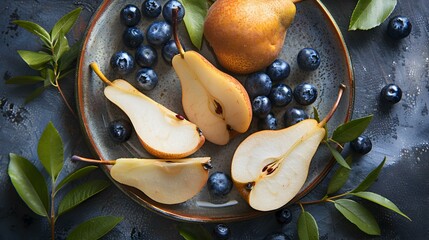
[
  {"x1": 72, "y1": 155, "x2": 211, "y2": 204},
  {"x1": 170, "y1": 8, "x2": 252, "y2": 145},
  {"x1": 231, "y1": 84, "x2": 346, "y2": 211},
  {"x1": 90, "y1": 62, "x2": 205, "y2": 159}
]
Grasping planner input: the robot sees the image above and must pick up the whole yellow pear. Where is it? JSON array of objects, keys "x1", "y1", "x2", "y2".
[{"x1": 204, "y1": 0, "x2": 296, "y2": 74}]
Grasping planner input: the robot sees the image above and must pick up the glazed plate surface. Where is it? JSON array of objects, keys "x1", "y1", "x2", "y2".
[{"x1": 77, "y1": 0, "x2": 354, "y2": 222}]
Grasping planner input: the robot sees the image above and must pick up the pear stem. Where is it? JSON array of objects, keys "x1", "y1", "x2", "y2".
[
  {"x1": 90, "y1": 62, "x2": 113, "y2": 86},
  {"x1": 172, "y1": 7, "x2": 185, "y2": 58},
  {"x1": 71, "y1": 155, "x2": 116, "y2": 165},
  {"x1": 292, "y1": 0, "x2": 305, "y2": 3},
  {"x1": 318, "y1": 84, "x2": 346, "y2": 127}
]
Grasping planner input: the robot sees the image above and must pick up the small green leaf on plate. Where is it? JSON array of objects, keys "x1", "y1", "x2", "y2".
[
  {"x1": 8, "y1": 153, "x2": 49, "y2": 217},
  {"x1": 37, "y1": 122, "x2": 64, "y2": 182},
  {"x1": 66, "y1": 216, "x2": 123, "y2": 240},
  {"x1": 17, "y1": 50, "x2": 52, "y2": 70},
  {"x1": 352, "y1": 157, "x2": 386, "y2": 193},
  {"x1": 5, "y1": 75, "x2": 45, "y2": 85},
  {"x1": 349, "y1": 0, "x2": 397, "y2": 31},
  {"x1": 180, "y1": 0, "x2": 208, "y2": 49},
  {"x1": 351, "y1": 191, "x2": 411, "y2": 220},
  {"x1": 55, "y1": 165, "x2": 98, "y2": 195},
  {"x1": 13, "y1": 20, "x2": 51, "y2": 45},
  {"x1": 326, "y1": 155, "x2": 352, "y2": 195},
  {"x1": 334, "y1": 199, "x2": 381, "y2": 235},
  {"x1": 297, "y1": 210, "x2": 319, "y2": 240},
  {"x1": 178, "y1": 223, "x2": 211, "y2": 240},
  {"x1": 51, "y1": 8, "x2": 82, "y2": 42},
  {"x1": 332, "y1": 115, "x2": 373, "y2": 143},
  {"x1": 326, "y1": 143, "x2": 351, "y2": 169},
  {"x1": 313, "y1": 107, "x2": 320, "y2": 122},
  {"x1": 58, "y1": 180, "x2": 110, "y2": 216}
]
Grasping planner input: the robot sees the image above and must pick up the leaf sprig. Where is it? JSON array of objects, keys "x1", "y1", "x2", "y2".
[
  {"x1": 8, "y1": 122, "x2": 122, "y2": 240},
  {"x1": 6, "y1": 8, "x2": 82, "y2": 116},
  {"x1": 349, "y1": 0, "x2": 397, "y2": 30}
]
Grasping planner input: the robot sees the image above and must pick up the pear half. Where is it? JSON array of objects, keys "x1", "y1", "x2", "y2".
[
  {"x1": 172, "y1": 51, "x2": 252, "y2": 145},
  {"x1": 72, "y1": 156, "x2": 211, "y2": 204},
  {"x1": 231, "y1": 85, "x2": 346, "y2": 211},
  {"x1": 170, "y1": 8, "x2": 252, "y2": 145},
  {"x1": 90, "y1": 62, "x2": 205, "y2": 158}
]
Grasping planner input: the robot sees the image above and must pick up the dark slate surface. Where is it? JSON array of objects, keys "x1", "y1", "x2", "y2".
[{"x1": 1, "y1": 0, "x2": 428, "y2": 239}]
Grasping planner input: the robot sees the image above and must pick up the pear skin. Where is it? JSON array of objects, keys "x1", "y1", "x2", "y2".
[{"x1": 204, "y1": 0, "x2": 296, "y2": 74}]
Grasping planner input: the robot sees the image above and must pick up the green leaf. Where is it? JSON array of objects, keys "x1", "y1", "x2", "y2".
[
  {"x1": 25, "y1": 85, "x2": 47, "y2": 103},
  {"x1": 17, "y1": 50, "x2": 52, "y2": 70},
  {"x1": 37, "y1": 122, "x2": 64, "y2": 182},
  {"x1": 53, "y1": 32, "x2": 70, "y2": 62},
  {"x1": 180, "y1": 0, "x2": 208, "y2": 49},
  {"x1": 55, "y1": 166, "x2": 98, "y2": 194},
  {"x1": 332, "y1": 115, "x2": 373, "y2": 143},
  {"x1": 326, "y1": 155, "x2": 352, "y2": 195},
  {"x1": 326, "y1": 143, "x2": 350, "y2": 169},
  {"x1": 8, "y1": 153, "x2": 49, "y2": 217},
  {"x1": 349, "y1": 0, "x2": 397, "y2": 30},
  {"x1": 59, "y1": 40, "x2": 81, "y2": 72},
  {"x1": 352, "y1": 157, "x2": 386, "y2": 193},
  {"x1": 58, "y1": 180, "x2": 110, "y2": 216},
  {"x1": 313, "y1": 107, "x2": 320, "y2": 122},
  {"x1": 334, "y1": 199, "x2": 380, "y2": 235},
  {"x1": 66, "y1": 216, "x2": 123, "y2": 240},
  {"x1": 297, "y1": 210, "x2": 319, "y2": 240},
  {"x1": 5, "y1": 75, "x2": 45, "y2": 85},
  {"x1": 51, "y1": 8, "x2": 82, "y2": 42},
  {"x1": 13, "y1": 20, "x2": 51, "y2": 46},
  {"x1": 177, "y1": 223, "x2": 211, "y2": 240},
  {"x1": 351, "y1": 191, "x2": 411, "y2": 221}
]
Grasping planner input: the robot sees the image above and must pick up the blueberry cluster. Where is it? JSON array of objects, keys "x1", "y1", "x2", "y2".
[
  {"x1": 244, "y1": 48, "x2": 320, "y2": 131},
  {"x1": 111, "y1": 0, "x2": 185, "y2": 92}
]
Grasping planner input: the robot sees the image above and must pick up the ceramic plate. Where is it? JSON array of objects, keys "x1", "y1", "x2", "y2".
[{"x1": 77, "y1": 0, "x2": 354, "y2": 222}]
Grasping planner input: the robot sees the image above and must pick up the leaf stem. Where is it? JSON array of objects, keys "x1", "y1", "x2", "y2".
[
  {"x1": 50, "y1": 185, "x2": 56, "y2": 240},
  {"x1": 57, "y1": 80, "x2": 77, "y2": 118},
  {"x1": 298, "y1": 191, "x2": 351, "y2": 206}
]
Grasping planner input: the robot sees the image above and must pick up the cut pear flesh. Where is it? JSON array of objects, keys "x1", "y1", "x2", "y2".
[
  {"x1": 110, "y1": 157, "x2": 211, "y2": 204},
  {"x1": 172, "y1": 51, "x2": 252, "y2": 145},
  {"x1": 103, "y1": 79, "x2": 205, "y2": 158},
  {"x1": 231, "y1": 119, "x2": 326, "y2": 211}
]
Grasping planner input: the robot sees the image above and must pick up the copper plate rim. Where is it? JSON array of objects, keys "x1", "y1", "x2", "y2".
[{"x1": 76, "y1": 0, "x2": 355, "y2": 222}]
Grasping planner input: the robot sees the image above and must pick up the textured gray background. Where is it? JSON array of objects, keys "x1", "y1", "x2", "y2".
[{"x1": 1, "y1": 0, "x2": 428, "y2": 239}]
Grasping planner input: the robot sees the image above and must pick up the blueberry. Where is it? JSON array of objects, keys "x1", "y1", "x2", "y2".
[
  {"x1": 108, "y1": 119, "x2": 132, "y2": 142},
  {"x1": 162, "y1": 39, "x2": 179, "y2": 64},
  {"x1": 293, "y1": 83, "x2": 318, "y2": 106},
  {"x1": 284, "y1": 108, "x2": 308, "y2": 127},
  {"x1": 380, "y1": 83, "x2": 402, "y2": 104},
  {"x1": 110, "y1": 51, "x2": 135, "y2": 75},
  {"x1": 297, "y1": 48, "x2": 321, "y2": 71},
  {"x1": 275, "y1": 208, "x2": 292, "y2": 224},
  {"x1": 136, "y1": 45, "x2": 158, "y2": 67},
  {"x1": 123, "y1": 27, "x2": 144, "y2": 49},
  {"x1": 387, "y1": 16, "x2": 412, "y2": 40},
  {"x1": 207, "y1": 172, "x2": 233, "y2": 197},
  {"x1": 258, "y1": 112, "x2": 278, "y2": 130},
  {"x1": 269, "y1": 84, "x2": 293, "y2": 107},
  {"x1": 120, "y1": 4, "x2": 141, "y2": 27},
  {"x1": 162, "y1": 0, "x2": 185, "y2": 24},
  {"x1": 266, "y1": 59, "x2": 291, "y2": 82},
  {"x1": 263, "y1": 232, "x2": 291, "y2": 240},
  {"x1": 252, "y1": 96, "x2": 272, "y2": 119},
  {"x1": 350, "y1": 135, "x2": 372, "y2": 154},
  {"x1": 141, "y1": 0, "x2": 162, "y2": 18},
  {"x1": 245, "y1": 72, "x2": 272, "y2": 99},
  {"x1": 136, "y1": 68, "x2": 158, "y2": 91},
  {"x1": 146, "y1": 21, "x2": 172, "y2": 46},
  {"x1": 213, "y1": 223, "x2": 230, "y2": 240}
]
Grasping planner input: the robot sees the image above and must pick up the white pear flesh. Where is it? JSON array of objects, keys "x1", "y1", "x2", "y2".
[
  {"x1": 172, "y1": 51, "x2": 252, "y2": 145},
  {"x1": 110, "y1": 157, "x2": 210, "y2": 204},
  {"x1": 231, "y1": 119, "x2": 326, "y2": 211},
  {"x1": 104, "y1": 79, "x2": 204, "y2": 158}
]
